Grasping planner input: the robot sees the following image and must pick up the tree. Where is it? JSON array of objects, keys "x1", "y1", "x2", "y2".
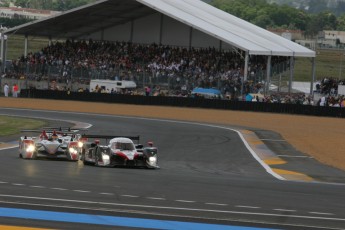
[
  {"x1": 52, "y1": 0, "x2": 95, "y2": 11},
  {"x1": 210, "y1": 0, "x2": 309, "y2": 31},
  {"x1": 14, "y1": 0, "x2": 96, "y2": 11},
  {"x1": 304, "y1": 12, "x2": 337, "y2": 37},
  {"x1": 0, "y1": 18, "x2": 33, "y2": 27},
  {"x1": 14, "y1": 0, "x2": 30, "y2": 8},
  {"x1": 252, "y1": 13, "x2": 274, "y2": 28},
  {"x1": 337, "y1": 14, "x2": 345, "y2": 31}
]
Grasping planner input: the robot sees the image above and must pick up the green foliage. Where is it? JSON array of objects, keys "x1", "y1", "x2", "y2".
[
  {"x1": 0, "y1": 115, "x2": 46, "y2": 136},
  {"x1": 0, "y1": 0, "x2": 343, "y2": 33},
  {"x1": 51, "y1": 0, "x2": 96, "y2": 11},
  {"x1": 304, "y1": 12, "x2": 338, "y2": 37},
  {"x1": 0, "y1": 18, "x2": 33, "y2": 28},
  {"x1": 13, "y1": 0, "x2": 97, "y2": 11},
  {"x1": 211, "y1": 0, "x2": 309, "y2": 30},
  {"x1": 337, "y1": 14, "x2": 345, "y2": 31},
  {"x1": 210, "y1": 0, "x2": 339, "y2": 33},
  {"x1": 269, "y1": 0, "x2": 345, "y2": 17}
]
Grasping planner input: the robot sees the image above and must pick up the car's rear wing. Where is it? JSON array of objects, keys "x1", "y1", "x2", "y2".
[
  {"x1": 41, "y1": 127, "x2": 86, "y2": 132},
  {"x1": 21, "y1": 129, "x2": 79, "y2": 135},
  {"x1": 81, "y1": 135, "x2": 140, "y2": 143}
]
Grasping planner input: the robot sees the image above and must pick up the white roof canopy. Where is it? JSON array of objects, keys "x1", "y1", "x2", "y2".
[
  {"x1": 4, "y1": 0, "x2": 315, "y2": 57},
  {"x1": 138, "y1": 0, "x2": 315, "y2": 57}
]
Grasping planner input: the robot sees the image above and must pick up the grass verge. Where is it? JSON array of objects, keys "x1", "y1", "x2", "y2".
[{"x1": 0, "y1": 115, "x2": 47, "y2": 136}]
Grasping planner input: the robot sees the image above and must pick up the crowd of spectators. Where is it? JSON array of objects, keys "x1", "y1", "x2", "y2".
[
  {"x1": 314, "y1": 77, "x2": 345, "y2": 107},
  {"x1": 316, "y1": 77, "x2": 345, "y2": 96},
  {"x1": 317, "y1": 95, "x2": 345, "y2": 107},
  {"x1": 4, "y1": 39, "x2": 345, "y2": 107},
  {"x1": 4, "y1": 39, "x2": 290, "y2": 98}
]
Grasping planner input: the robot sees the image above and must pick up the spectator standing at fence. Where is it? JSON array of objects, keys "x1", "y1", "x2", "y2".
[
  {"x1": 12, "y1": 83, "x2": 18, "y2": 97},
  {"x1": 145, "y1": 86, "x2": 151, "y2": 96},
  {"x1": 3, "y1": 83, "x2": 9, "y2": 97},
  {"x1": 340, "y1": 97, "x2": 345, "y2": 108},
  {"x1": 319, "y1": 96, "x2": 326, "y2": 106}
]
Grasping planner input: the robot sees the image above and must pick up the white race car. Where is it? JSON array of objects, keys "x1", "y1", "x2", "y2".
[
  {"x1": 19, "y1": 128, "x2": 84, "y2": 161},
  {"x1": 80, "y1": 135, "x2": 159, "y2": 169}
]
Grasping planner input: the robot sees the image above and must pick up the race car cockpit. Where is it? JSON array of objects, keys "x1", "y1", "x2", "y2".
[{"x1": 111, "y1": 142, "x2": 135, "y2": 151}]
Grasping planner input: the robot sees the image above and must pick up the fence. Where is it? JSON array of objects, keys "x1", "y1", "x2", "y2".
[
  {"x1": 19, "y1": 89, "x2": 345, "y2": 118},
  {"x1": 4, "y1": 60, "x2": 290, "y2": 95}
]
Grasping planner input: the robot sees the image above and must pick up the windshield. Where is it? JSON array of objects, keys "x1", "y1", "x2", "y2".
[{"x1": 111, "y1": 142, "x2": 135, "y2": 150}]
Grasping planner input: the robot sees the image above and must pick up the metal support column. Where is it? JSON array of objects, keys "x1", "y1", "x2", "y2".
[
  {"x1": 310, "y1": 57, "x2": 316, "y2": 97},
  {"x1": 24, "y1": 35, "x2": 28, "y2": 57},
  {"x1": 289, "y1": 56, "x2": 294, "y2": 93},
  {"x1": 130, "y1": 20, "x2": 134, "y2": 42},
  {"x1": 244, "y1": 51, "x2": 249, "y2": 81},
  {"x1": 101, "y1": 29, "x2": 104, "y2": 41},
  {"x1": 189, "y1": 27, "x2": 193, "y2": 50},
  {"x1": 0, "y1": 33, "x2": 4, "y2": 72},
  {"x1": 159, "y1": 14, "x2": 164, "y2": 45},
  {"x1": 266, "y1": 55, "x2": 271, "y2": 95}
]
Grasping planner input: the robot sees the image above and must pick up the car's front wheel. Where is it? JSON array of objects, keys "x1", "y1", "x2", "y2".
[{"x1": 81, "y1": 149, "x2": 90, "y2": 165}]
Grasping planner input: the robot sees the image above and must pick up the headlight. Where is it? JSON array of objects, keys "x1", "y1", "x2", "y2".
[
  {"x1": 26, "y1": 145, "x2": 35, "y2": 152},
  {"x1": 149, "y1": 156, "x2": 157, "y2": 164},
  {"x1": 78, "y1": 142, "x2": 83, "y2": 148},
  {"x1": 69, "y1": 147, "x2": 77, "y2": 154},
  {"x1": 102, "y1": 154, "x2": 110, "y2": 160}
]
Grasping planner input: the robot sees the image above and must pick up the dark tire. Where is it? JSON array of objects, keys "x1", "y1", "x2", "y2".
[
  {"x1": 82, "y1": 154, "x2": 89, "y2": 165},
  {"x1": 94, "y1": 147, "x2": 101, "y2": 166},
  {"x1": 82, "y1": 151, "x2": 90, "y2": 165},
  {"x1": 66, "y1": 152, "x2": 72, "y2": 161}
]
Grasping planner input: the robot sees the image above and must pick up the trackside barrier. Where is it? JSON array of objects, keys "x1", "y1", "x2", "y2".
[{"x1": 19, "y1": 89, "x2": 345, "y2": 118}]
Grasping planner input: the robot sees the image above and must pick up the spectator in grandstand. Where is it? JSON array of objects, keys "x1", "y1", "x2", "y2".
[
  {"x1": 319, "y1": 77, "x2": 339, "y2": 95},
  {"x1": 6, "y1": 39, "x2": 292, "y2": 102}
]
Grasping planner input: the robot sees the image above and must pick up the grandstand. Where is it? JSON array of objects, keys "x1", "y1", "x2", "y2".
[{"x1": 1, "y1": 0, "x2": 316, "y2": 97}]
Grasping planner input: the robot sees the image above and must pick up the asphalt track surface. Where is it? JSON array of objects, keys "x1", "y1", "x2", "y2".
[{"x1": 0, "y1": 108, "x2": 345, "y2": 230}]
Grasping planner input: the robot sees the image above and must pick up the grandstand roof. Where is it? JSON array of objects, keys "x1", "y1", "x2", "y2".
[{"x1": 4, "y1": 0, "x2": 315, "y2": 57}]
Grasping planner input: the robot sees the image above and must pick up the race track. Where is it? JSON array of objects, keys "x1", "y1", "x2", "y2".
[{"x1": 0, "y1": 108, "x2": 345, "y2": 230}]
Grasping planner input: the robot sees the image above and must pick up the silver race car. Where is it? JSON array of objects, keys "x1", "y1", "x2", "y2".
[
  {"x1": 80, "y1": 135, "x2": 159, "y2": 169},
  {"x1": 19, "y1": 128, "x2": 84, "y2": 161}
]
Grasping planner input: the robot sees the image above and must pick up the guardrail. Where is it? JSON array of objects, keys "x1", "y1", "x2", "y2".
[{"x1": 19, "y1": 89, "x2": 345, "y2": 118}]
